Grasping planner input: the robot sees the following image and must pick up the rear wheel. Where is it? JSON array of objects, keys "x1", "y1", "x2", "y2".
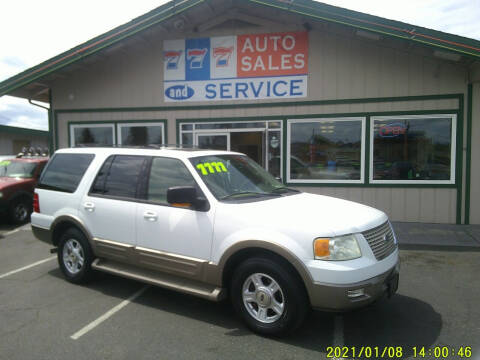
[
  {"x1": 230, "y1": 257, "x2": 308, "y2": 336},
  {"x1": 8, "y1": 197, "x2": 31, "y2": 224},
  {"x1": 58, "y1": 228, "x2": 94, "y2": 284}
]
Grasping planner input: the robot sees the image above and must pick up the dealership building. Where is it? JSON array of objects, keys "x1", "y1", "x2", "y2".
[{"x1": 1, "y1": 0, "x2": 479, "y2": 224}]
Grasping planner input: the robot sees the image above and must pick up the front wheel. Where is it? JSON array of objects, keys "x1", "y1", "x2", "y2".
[
  {"x1": 58, "y1": 228, "x2": 94, "y2": 284},
  {"x1": 230, "y1": 257, "x2": 308, "y2": 336},
  {"x1": 8, "y1": 198, "x2": 31, "y2": 224}
]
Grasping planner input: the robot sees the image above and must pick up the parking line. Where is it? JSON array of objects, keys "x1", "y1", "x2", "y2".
[
  {"x1": 3, "y1": 228, "x2": 22, "y2": 237},
  {"x1": 70, "y1": 285, "x2": 150, "y2": 340},
  {"x1": 2, "y1": 224, "x2": 31, "y2": 237},
  {"x1": 0, "y1": 256, "x2": 57, "y2": 279},
  {"x1": 333, "y1": 315, "x2": 344, "y2": 360}
]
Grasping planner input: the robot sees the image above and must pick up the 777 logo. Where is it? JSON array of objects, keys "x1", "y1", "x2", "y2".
[
  {"x1": 164, "y1": 50, "x2": 182, "y2": 70},
  {"x1": 187, "y1": 48, "x2": 208, "y2": 69},
  {"x1": 213, "y1": 46, "x2": 234, "y2": 67}
]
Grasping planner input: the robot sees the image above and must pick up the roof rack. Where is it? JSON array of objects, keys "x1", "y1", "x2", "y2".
[
  {"x1": 73, "y1": 144, "x2": 201, "y2": 150},
  {"x1": 16, "y1": 147, "x2": 49, "y2": 158}
]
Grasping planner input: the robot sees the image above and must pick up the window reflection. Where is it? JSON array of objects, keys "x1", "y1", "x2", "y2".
[
  {"x1": 121, "y1": 126, "x2": 163, "y2": 146},
  {"x1": 74, "y1": 127, "x2": 113, "y2": 146},
  {"x1": 289, "y1": 120, "x2": 363, "y2": 180},
  {"x1": 373, "y1": 117, "x2": 452, "y2": 181}
]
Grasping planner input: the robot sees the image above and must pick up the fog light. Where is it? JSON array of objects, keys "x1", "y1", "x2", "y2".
[{"x1": 347, "y1": 288, "x2": 365, "y2": 298}]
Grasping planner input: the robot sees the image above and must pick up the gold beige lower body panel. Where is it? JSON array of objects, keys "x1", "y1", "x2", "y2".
[
  {"x1": 92, "y1": 238, "x2": 211, "y2": 282},
  {"x1": 91, "y1": 258, "x2": 225, "y2": 302}
]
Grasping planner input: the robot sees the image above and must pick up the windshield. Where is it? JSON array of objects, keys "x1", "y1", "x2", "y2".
[
  {"x1": 190, "y1": 154, "x2": 296, "y2": 200},
  {"x1": 1, "y1": 160, "x2": 37, "y2": 178}
]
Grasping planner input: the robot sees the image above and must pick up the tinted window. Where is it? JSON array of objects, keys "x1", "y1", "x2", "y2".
[
  {"x1": 120, "y1": 125, "x2": 164, "y2": 146},
  {"x1": 148, "y1": 158, "x2": 195, "y2": 203},
  {"x1": 39, "y1": 154, "x2": 94, "y2": 193},
  {"x1": 373, "y1": 117, "x2": 453, "y2": 181},
  {"x1": 90, "y1": 156, "x2": 114, "y2": 194},
  {"x1": 72, "y1": 126, "x2": 114, "y2": 146},
  {"x1": 289, "y1": 119, "x2": 363, "y2": 180},
  {"x1": 92, "y1": 155, "x2": 146, "y2": 198}
]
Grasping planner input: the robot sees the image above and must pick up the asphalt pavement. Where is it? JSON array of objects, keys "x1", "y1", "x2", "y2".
[{"x1": 0, "y1": 221, "x2": 479, "y2": 359}]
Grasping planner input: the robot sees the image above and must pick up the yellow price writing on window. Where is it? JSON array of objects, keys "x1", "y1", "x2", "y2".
[
  {"x1": 0, "y1": 160, "x2": 11, "y2": 166},
  {"x1": 196, "y1": 162, "x2": 227, "y2": 175}
]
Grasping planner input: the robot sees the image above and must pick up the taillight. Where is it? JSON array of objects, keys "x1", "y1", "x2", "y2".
[{"x1": 33, "y1": 193, "x2": 40, "y2": 213}]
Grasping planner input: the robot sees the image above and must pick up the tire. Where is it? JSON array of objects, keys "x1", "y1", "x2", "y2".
[
  {"x1": 58, "y1": 228, "x2": 94, "y2": 284},
  {"x1": 8, "y1": 197, "x2": 31, "y2": 224},
  {"x1": 230, "y1": 256, "x2": 308, "y2": 336}
]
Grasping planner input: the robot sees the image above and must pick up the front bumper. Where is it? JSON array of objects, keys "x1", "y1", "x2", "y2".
[{"x1": 309, "y1": 259, "x2": 400, "y2": 311}]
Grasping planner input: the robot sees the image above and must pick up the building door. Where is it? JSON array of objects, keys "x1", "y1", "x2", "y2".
[
  {"x1": 230, "y1": 131, "x2": 265, "y2": 167},
  {"x1": 181, "y1": 120, "x2": 282, "y2": 180},
  {"x1": 196, "y1": 133, "x2": 229, "y2": 150}
]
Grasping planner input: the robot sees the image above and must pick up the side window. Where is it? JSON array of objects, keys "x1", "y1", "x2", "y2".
[
  {"x1": 38, "y1": 153, "x2": 94, "y2": 193},
  {"x1": 91, "y1": 155, "x2": 146, "y2": 199},
  {"x1": 90, "y1": 156, "x2": 114, "y2": 194},
  {"x1": 148, "y1": 157, "x2": 196, "y2": 204}
]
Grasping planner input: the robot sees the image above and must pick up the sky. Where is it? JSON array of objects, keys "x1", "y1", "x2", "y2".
[{"x1": 0, "y1": 0, "x2": 479, "y2": 131}]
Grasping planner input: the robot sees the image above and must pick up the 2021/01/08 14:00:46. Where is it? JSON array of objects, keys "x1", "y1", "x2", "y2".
[{"x1": 326, "y1": 346, "x2": 473, "y2": 358}]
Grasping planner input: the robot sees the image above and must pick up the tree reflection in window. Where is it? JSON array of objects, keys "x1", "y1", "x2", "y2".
[{"x1": 373, "y1": 117, "x2": 452, "y2": 181}]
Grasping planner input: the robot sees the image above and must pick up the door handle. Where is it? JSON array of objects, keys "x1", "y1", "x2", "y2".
[
  {"x1": 143, "y1": 210, "x2": 158, "y2": 221},
  {"x1": 83, "y1": 202, "x2": 95, "y2": 212}
]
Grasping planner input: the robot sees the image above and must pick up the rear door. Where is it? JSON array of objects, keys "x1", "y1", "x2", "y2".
[
  {"x1": 80, "y1": 155, "x2": 148, "y2": 259},
  {"x1": 135, "y1": 157, "x2": 215, "y2": 278}
]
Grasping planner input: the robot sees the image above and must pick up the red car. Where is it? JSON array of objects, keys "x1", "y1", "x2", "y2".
[{"x1": 0, "y1": 157, "x2": 48, "y2": 224}]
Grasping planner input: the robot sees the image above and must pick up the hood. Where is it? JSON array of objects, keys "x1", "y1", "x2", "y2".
[
  {"x1": 0, "y1": 176, "x2": 33, "y2": 191},
  {"x1": 217, "y1": 192, "x2": 387, "y2": 238}
]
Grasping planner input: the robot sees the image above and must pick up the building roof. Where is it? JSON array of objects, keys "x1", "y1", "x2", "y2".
[
  {"x1": 1, "y1": 0, "x2": 479, "y2": 101},
  {"x1": 0, "y1": 124, "x2": 48, "y2": 137}
]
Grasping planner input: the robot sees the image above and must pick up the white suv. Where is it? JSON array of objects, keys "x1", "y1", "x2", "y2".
[{"x1": 31, "y1": 147, "x2": 399, "y2": 336}]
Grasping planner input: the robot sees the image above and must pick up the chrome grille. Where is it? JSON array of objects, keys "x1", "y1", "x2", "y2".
[{"x1": 362, "y1": 221, "x2": 397, "y2": 260}]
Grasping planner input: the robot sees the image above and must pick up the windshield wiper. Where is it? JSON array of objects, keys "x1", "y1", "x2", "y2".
[
  {"x1": 220, "y1": 191, "x2": 282, "y2": 200},
  {"x1": 270, "y1": 186, "x2": 300, "y2": 194}
]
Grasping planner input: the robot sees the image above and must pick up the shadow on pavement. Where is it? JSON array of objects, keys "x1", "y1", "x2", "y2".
[
  {"x1": 48, "y1": 269, "x2": 440, "y2": 357},
  {"x1": 0, "y1": 218, "x2": 20, "y2": 235},
  {"x1": 343, "y1": 294, "x2": 442, "y2": 359},
  {"x1": 48, "y1": 268, "x2": 335, "y2": 353}
]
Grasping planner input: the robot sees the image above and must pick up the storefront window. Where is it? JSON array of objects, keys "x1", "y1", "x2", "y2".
[
  {"x1": 70, "y1": 122, "x2": 165, "y2": 147},
  {"x1": 71, "y1": 125, "x2": 114, "y2": 147},
  {"x1": 118, "y1": 123, "x2": 164, "y2": 146},
  {"x1": 288, "y1": 118, "x2": 364, "y2": 183},
  {"x1": 182, "y1": 133, "x2": 193, "y2": 145},
  {"x1": 371, "y1": 115, "x2": 455, "y2": 183}
]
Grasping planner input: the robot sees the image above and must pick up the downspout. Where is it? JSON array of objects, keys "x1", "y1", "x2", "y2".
[{"x1": 28, "y1": 98, "x2": 49, "y2": 111}]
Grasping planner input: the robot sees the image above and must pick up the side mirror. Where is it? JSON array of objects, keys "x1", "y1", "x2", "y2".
[{"x1": 167, "y1": 186, "x2": 209, "y2": 211}]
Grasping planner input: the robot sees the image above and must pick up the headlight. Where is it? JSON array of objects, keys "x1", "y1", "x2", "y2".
[{"x1": 314, "y1": 234, "x2": 362, "y2": 261}]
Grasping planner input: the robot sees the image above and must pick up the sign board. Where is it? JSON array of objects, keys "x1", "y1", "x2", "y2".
[
  {"x1": 378, "y1": 123, "x2": 407, "y2": 138},
  {"x1": 163, "y1": 31, "x2": 308, "y2": 102}
]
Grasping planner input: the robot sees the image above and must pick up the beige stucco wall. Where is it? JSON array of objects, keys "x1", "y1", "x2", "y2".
[{"x1": 469, "y1": 83, "x2": 480, "y2": 224}]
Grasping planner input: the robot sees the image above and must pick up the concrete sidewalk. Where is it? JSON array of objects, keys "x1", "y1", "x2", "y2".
[{"x1": 392, "y1": 222, "x2": 480, "y2": 250}]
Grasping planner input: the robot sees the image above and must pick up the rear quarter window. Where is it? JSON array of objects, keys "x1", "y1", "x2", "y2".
[
  {"x1": 38, "y1": 153, "x2": 95, "y2": 193},
  {"x1": 90, "y1": 155, "x2": 147, "y2": 199}
]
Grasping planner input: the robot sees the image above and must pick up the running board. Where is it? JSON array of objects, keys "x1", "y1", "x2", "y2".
[{"x1": 91, "y1": 258, "x2": 226, "y2": 302}]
